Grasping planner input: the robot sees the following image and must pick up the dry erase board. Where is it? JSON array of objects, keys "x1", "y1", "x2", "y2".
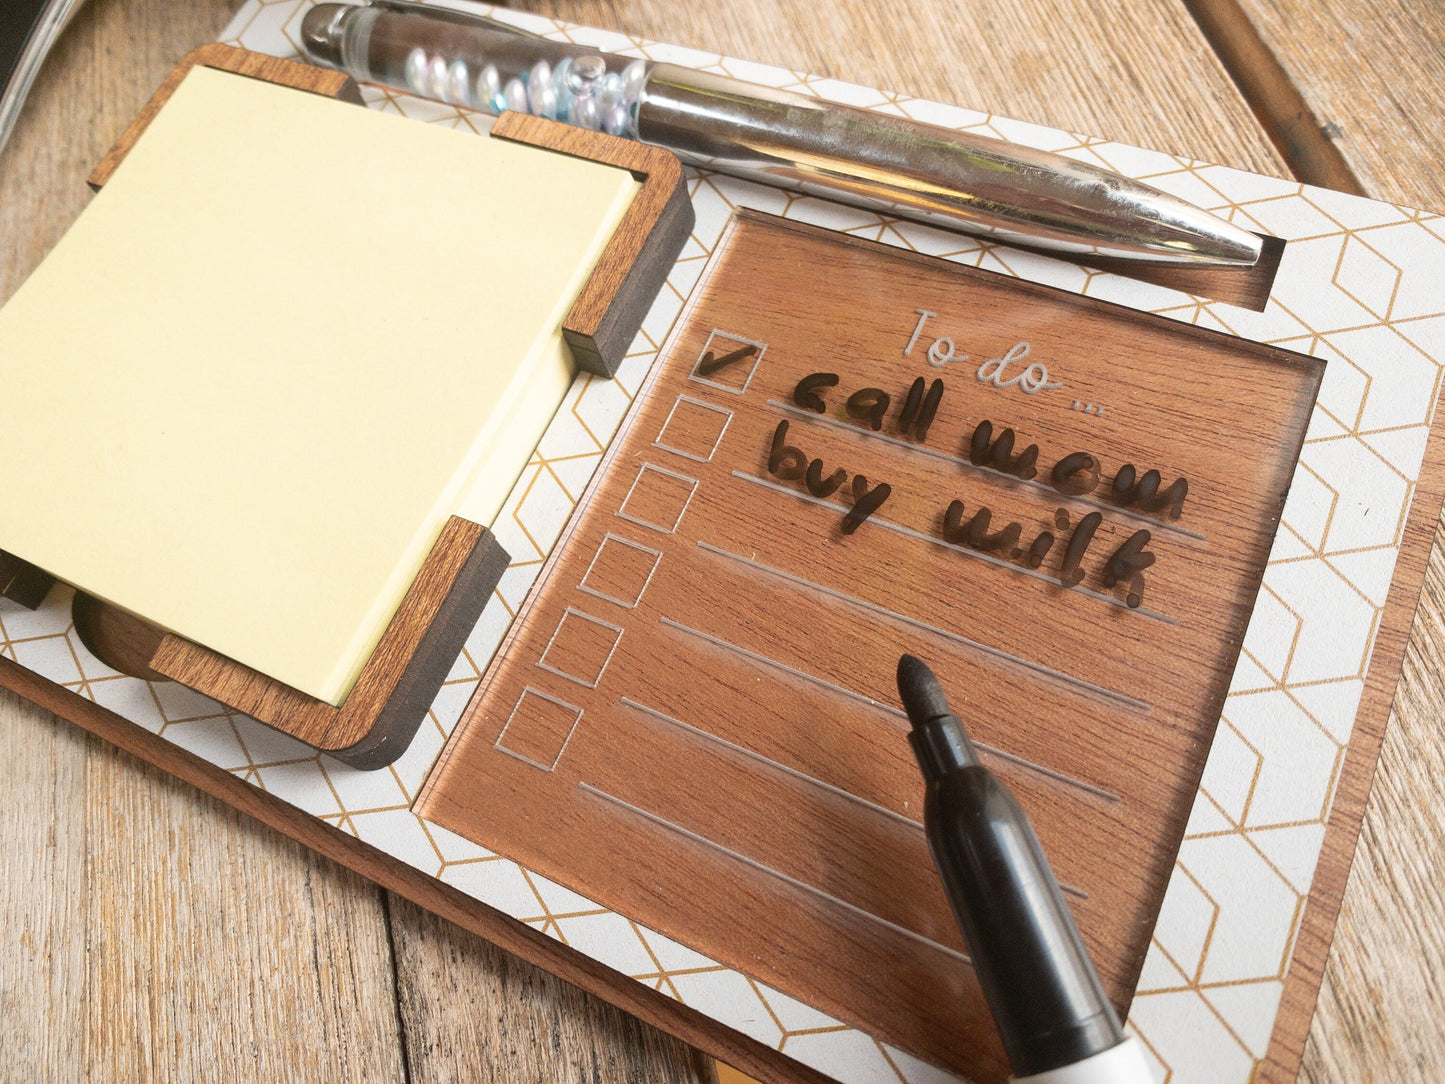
[{"x1": 421, "y1": 210, "x2": 1323, "y2": 1080}]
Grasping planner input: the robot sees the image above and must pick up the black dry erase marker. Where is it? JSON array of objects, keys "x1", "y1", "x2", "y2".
[{"x1": 897, "y1": 654, "x2": 1151, "y2": 1083}]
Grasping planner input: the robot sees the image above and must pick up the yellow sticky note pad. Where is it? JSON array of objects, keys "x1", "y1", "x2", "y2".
[{"x1": 0, "y1": 66, "x2": 638, "y2": 705}]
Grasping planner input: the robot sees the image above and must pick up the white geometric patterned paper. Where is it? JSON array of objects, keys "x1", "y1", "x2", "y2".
[{"x1": 3, "y1": 2, "x2": 1443, "y2": 1081}]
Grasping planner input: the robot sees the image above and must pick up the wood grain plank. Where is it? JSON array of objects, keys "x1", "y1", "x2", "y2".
[
  {"x1": 1181, "y1": 0, "x2": 1364, "y2": 194},
  {"x1": 1227, "y1": 0, "x2": 1445, "y2": 210},
  {"x1": 387, "y1": 893, "x2": 718, "y2": 1084},
  {"x1": 0, "y1": 656, "x2": 823, "y2": 1084},
  {"x1": 0, "y1": 690, "x2": 86, "y2": 1078},
  {"x1": 81, "y1": 736, "x2": 408, "y2": 1082},
  {"x1": 0, "y1": 693, "x2": 411, "y2": 1082}
]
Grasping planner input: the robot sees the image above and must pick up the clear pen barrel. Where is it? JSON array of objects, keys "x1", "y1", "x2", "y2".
[
  {"x1": 301, "y1": 2, "x2": 1262, "y2": 265},
  {"x1": 311, "y1": 4, "x2": 652, "y2": 136}
]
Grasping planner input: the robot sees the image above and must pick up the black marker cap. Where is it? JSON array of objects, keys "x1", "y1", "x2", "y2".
[{"x1": 898, "y1": 655, "x2": 1125, "y2": 1078}]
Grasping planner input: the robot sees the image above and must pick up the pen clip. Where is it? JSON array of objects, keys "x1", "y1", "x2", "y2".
[{"x1": 365, "y1": 0, "x2": 548, "y2": 40}]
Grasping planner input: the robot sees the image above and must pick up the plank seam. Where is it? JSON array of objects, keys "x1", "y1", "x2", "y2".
[{"x1": 1183, "y1": 0, "x2": 1366, "y2": 194}]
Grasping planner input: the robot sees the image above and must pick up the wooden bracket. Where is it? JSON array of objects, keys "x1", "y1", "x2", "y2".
[
  {"x1": 75, "y1": 517, "x2": 508, "y2": 770},
  {"x1": 54, "y1": 45, "x2": 694, "y2": 767},
  {"x1": 91, "y1": 44, "x2": 694, "y2": 377},
  {"x1": 489, "y1": 111, "x2": 694, "y2": 376}
]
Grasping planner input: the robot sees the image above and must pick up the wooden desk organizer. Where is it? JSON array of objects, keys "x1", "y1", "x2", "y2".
[
  {"x1": 7, "y1": 25, "x2": 1442, "y2": 1082},
  {"x1": 0, "y1": 45, "x2": 692, "y2": 769}
]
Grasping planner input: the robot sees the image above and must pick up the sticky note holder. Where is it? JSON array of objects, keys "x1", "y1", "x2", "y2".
[{"x1": 1, "y1": 45, "x2": 692, "y2": 769}]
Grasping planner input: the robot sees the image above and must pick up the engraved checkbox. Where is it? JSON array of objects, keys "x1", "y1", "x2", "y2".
[
  {"x1": 494, "y1": 687, "x2": 583, "y2": 771},
  {"x1": 617, "y1": 463, "x2": 698, "y2": 535},
  {"x1": 537, "y1": 607, "x2": 624, "y2": 688},
  {"x1": 688, "y1": 329, "x2": 767, "y2": 394},
  {"x1": 579, "y1": 533, "x2": 663, "y2": 609},
  {"x1": 654, "y1": 395, "x2": 733, "y2": 463}
]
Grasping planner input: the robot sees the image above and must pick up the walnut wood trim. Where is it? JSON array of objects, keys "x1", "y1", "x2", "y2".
[
  {"x1": 489, "y1": 111, "x2": 695, "y2": 377},
  {"x1": 146, "y1": 516, "x2": 508, "y2": 770},
  {"x1": 89, "y1": 44, "x2": 364, "y2": 190},
  {"x1": 71, "y1": 592, "x2": 167, "y2": 682}
]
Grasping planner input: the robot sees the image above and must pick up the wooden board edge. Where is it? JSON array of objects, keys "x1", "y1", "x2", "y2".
[
  {"x1": 0, "y1": 655, "x2": 833, "y2": 1084},
  {"x1": 88, "y1": 43, "x2": 363, "y2": 190},
  {"x1": 333, "y1": 525, "x2": 511, "y2": 770},
  {"x1": 489, "y1": 111, "x2": 694, "y2": 377},
  {"x1": 1257, "y1": 391, "x2": 1445, "y2": 1078},
  {"x1": 150, "y1": 518, "x2": 504, "y2": 762}
]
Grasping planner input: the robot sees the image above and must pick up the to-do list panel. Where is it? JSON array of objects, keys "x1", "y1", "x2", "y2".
[{"x1": 418, "y1": 212, "x2": 1322, "y2": 1080}]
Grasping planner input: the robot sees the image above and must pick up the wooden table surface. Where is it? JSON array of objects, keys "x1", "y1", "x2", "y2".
[{"x1": 2, "y1": 1, "x2": 1442, "y2": 1080}]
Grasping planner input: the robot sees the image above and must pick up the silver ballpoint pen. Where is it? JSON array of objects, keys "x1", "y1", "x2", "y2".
[{"x1": 301, "y1": 0, "x2": 1262, "y2": 267}]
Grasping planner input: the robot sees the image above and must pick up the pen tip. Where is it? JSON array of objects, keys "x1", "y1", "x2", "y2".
[
  {"x1": 897, "y1": 654, "x2": 952, "y2": 728},
  {"x1": 300, "y1": 5, "x2": 347, "y2": 68}
]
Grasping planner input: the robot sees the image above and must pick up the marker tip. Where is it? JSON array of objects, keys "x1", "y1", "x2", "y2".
[{"x1": 896, "y1": 654, "x2": 952, "y2": 728}]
